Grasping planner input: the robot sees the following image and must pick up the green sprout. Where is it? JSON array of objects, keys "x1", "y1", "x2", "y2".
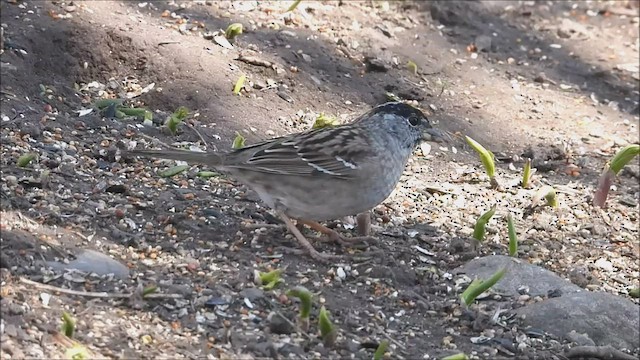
[
  {"x1": 225, "y1": 23, "x2": 243, "y2": 40},
  {"x1": 232, "y1": 132, "x2": 246, "y2": 149},
  {"x1": 93, "y1": 98, "x2": 124, "y2": 110},
  {"x1": 166, "y1": 106, "x2": 189, "y2": 135},
  {"x1": 629, "y1": 287, "x2": 640, "y2": 298},
  {"x1": 65, "y1": 344, "x2": 90, "y2": 360},
  {"x1": 233, "y1": 74, "x2": 246, "y2": 95},
  {"x1": 532, "y1": 185, "x2": 558, "y2": 208},
  {"x1": 406, "y1": 60, "x2": 418, "y2": 75},
  {"x1": 120, "y1": 107, "x2": 153, "y2": 121},
  {"x1": 197, "y1": 171, "x2": 219, "y2": 178},
  {"x1": 142, "y1": 285, "x2": 158, "y2": 298},
  {"x1": 257, "y1": 269, "x2": 284, "y2": 290},
  {"x1": 318, "y1": 305, "x2": 338, "y2": 347},
  {"x1": 522, "y1": 158, "x2": 532, "y2": 188},
  {"x1": 158, "y1": 165, "x2": 189, "y2": 178},
  {"x1": 473, "y1": 205, "x2": 497, "y2": 242},
  {"x1": 593, "y1": 144, "x2": 640, "y2": 207},
  {"x1": 385, "y1": 92, "x2": 402, "y2": 102},
  {"x1": 61, "y1": 311, "x2": 75, "y2": 338},
  {"x1": 609, "y1": 144, "x2": 640, "y2": 174},
  {"x1": 373, "y1": 340, "x2": 389, "y2": 360},
  {"x1": 441, "y1": 353, "x2": 469, "y2": 360},
  {"x1": 93, "y1": 99, "x2": 152, "y2": 121},
  {"x1": 17, "y1": 153, "x2": 37, "y2": 168},
  {"x1": 286, "y1": 286, "x2": 313, "y2": 331},
  {"x1": 286, "y1": 0, "x2": 302, "y2": 12},
  {"x1": 312, "y1": 113, "x2": 338, "y2": 129},
  {"x1": 507, "y1": 213, "x2": 518, "y2": 257},
  {"x1": 465, "y1": 136, "x2": 499, "y2": 189},
  {"x1": 544, "y1": 188, "x2": 558, "y2": 208},
  {"x1": 460, "y1": 267, "x2": 507, "y2": 306}
]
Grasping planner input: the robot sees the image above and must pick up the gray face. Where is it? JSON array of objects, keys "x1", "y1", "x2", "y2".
[{"x1": 359, "y1": 102, "x2": 432, "y2": 150}]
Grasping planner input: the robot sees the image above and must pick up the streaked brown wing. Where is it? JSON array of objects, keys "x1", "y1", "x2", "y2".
[{"x1": 224, "y1": 127, "x2": 373, "y2": 179}]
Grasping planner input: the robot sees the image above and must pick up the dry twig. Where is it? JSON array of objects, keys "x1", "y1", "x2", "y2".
[
  {"x1": 565, "y1": 345, "x2": 637, "y2": 360},
  {"x1": 19, "y1": 277, "x2": 182, "y2": 299}
]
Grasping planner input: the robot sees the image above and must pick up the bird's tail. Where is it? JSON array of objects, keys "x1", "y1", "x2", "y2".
[{"x1": 124, "y1": 148, "x2": 224, "y2": 167}]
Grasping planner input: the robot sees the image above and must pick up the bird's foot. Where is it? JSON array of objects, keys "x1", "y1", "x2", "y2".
[
  {"x1": 300, "y1": 219, "x2": 376, "y2": 248},
  {"x1": 277, "y1": 246, "x2": 343, "y2": 262},
  {"x1": 277, "y1": 211, "x2": 342, "y2": 263}
]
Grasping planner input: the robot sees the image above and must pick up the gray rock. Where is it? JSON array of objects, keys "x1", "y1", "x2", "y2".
[
  {"x1": 474, "y1": 35, "x2": 493, "y2": 52},
  {"x1": 47, "y1": 249, "x2": 129, "y2": 279},
  {"x1": 517, "y1": 291, "x2": 639, "y2": 350},
  {"x1": 364, "y1": 56, "x2": 388, "y2": 73},
  {"x1": 453, "y1": 255, "x2": 582, "y2": 297}
]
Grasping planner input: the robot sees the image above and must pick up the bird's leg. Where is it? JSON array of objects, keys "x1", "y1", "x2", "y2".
[
  {"x1": 298, "y1": 218, "x2": 375, "y2": 247},
  {"x1": 276, "y1": 211, "x2": 341, "y2": 262},
  {"x1": 356, "y1": 212, "x2": 371, "y2": 236}
]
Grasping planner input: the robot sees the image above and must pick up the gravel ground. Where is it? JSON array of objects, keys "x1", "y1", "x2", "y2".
[{"x1": 1, "y1": 1, "x2": 638, "y2": 359}]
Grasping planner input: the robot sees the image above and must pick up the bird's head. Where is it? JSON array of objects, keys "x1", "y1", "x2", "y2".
[{"x1": 357, "y1": 102, "x2": 445, "y2": 149}]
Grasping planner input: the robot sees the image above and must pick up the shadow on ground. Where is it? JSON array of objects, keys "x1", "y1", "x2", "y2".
[{"x1": 420, "y1": 1, "x2": 639, "y2": 115}]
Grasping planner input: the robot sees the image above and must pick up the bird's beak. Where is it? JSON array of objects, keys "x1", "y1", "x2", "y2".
[{"x1": 422, "y1": 128, "x2": 449, "y2": 143}]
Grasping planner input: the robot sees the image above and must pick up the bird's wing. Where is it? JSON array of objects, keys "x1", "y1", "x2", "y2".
[{"x1": 225, "y1": 127, "x2": 374, "y2": 179}]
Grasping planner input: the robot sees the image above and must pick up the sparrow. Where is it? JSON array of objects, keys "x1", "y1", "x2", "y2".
[{"x1": 125, "y1": 102, "x2": 442, "y2": 261}]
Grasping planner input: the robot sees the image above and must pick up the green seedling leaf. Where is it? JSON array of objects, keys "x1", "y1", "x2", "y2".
[
  {"x1": 373, "y1": 340, "x2": 389, "y2": 360},
  {"x1": 93, "y1": 98, "x2": 124, "y2": 110},
  {"x1": 172, "y1": 106, "x2": 189, "y2": 121},
  {"x1": 522, "y1": 158, "x2": 532, "y2": 188},
  {"x1": 225, "y1": 23, "x2": 243, "y2": 40},
  {"x1": 287, "y1": 286, "x2": 312, "y2": 319},
  {"x1": 158, "y1": 165, "x2": 189, "y2": 178},
  {"x1": 441, "y1": 353, "x2": 469, "y2": 360},
  {"x1": 531, "y1": 185, "x2": 557, "y2": 208},
  {"x1": 473, "y1": 205, "x2": 496, "y2": 242},
  {"x1": 115, "y1": 109, "x2": 126, "y2": 119},
  {"x1": 465, "y1": 136, "x2": 498, "y2": 188},
  {"x1": 142, "y1": 285, "x2": 158, "y2": 298},
  {"x1": 166, "y1": 106, "x2": 189, "y2": 135},
  {"x1": 385, "y1": 92, "x2": 401, "y2": 102},
  {"x1": 460, "y1": 267, "x2": 507, "y2": 306},
  {"x1": 507, "y1": 213, "x2": 518, "y2": 257},
  {"x1": 629, "y1": 287, "x2": 640, "y2": 298},
  {"x1": 407, "y1": 60, "x2": 418, "y2": 75},
  {"x1": 286, "y1": 0, "x2": 302, "y2": 12},
  {"x1": 312, "y1": 113, "x2": 338, "y2": 129},
  {"x1": 166, "y1": 117, "x2": 180, "y2": 134},
  {"x1": 263, "y1": 279, "x2": 284, "y2": 290},
  {"x1": 233, "y1": 74, "x2": 246, "y2": 95},
  {"x1": 17, "y1": 153, "x2": 37, "y2": 168},
  {"x1": 594, "y1": 144, "x2": 640, "y2": 207},
  {"x1": 609, "y1": 144, "x2": 640, "y2": 175},
  {"x1": 119, "y1": 107, "x2": 153, "y2": 121},
  {"x1": 232, "y1": 132, "x2": 246, "y2": 149},
  {"x1": 65, "y1": 344, "x2": 90, "y2": 360},
  {"x1": 544, "y1": 188, "x2": 558, "y2": 207},
  {"x1": 318, "y1": 306, "x2": 337, "y2": 347},
  {"x1": 258, "y1": 269, "x2": 283, "y2": 286},
  {"x1": 287, "y1": 286, "x2": 312, "y2": 331},
  {"x1": 197, "y1": 171, "x2": 219, "y2": 178},
  {"x1": 61, "y1": 312, "x2": 76, "y2": 338}
]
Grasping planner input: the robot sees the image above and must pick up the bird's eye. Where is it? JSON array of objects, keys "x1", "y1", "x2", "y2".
[{"x1": 408, "y1": 115, "x2": 421, "y2": 126}]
